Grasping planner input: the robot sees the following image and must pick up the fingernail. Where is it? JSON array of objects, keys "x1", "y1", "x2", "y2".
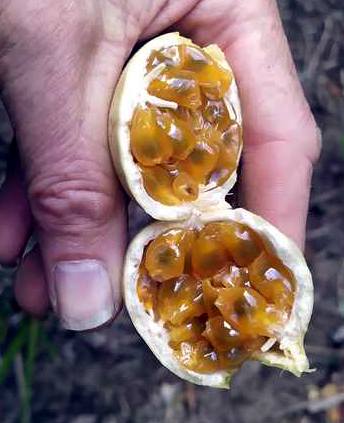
[{"x1": 53, "y1": 260, "x2": 115, "y2": 331}]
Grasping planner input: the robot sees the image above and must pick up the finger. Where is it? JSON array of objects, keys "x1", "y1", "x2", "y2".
[
  {"x1": 2, "y1": 21, "x2": 130, "y2": 330},
  {"x1": 178, "y1": 0, "x2": 321, "y2": 248},
  {"x1": 241, "y1": 141, "x2": 313, "y2": 248},
  {"x1": 0, "y1": 152, "x2": 32, "y2": 264},
  {"x1": 15, "y1": 246, "x2": 49, "y2": 317}
]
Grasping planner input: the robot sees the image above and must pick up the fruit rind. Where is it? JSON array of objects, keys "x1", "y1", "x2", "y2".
[
  {"x1": 108, "y1": 32, "x2": 242, "y2": 221},
  {"x1": 123, "y1": 208, "x2": 313, "y2": 388}
]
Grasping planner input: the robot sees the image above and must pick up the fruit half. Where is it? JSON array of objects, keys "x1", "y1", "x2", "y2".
[
  {"x1": 124, "y1": 209, "x2": 313, "y2": 388},
  {"x1": 109, "y1": 32, "x2": 242, "y2": 221}
]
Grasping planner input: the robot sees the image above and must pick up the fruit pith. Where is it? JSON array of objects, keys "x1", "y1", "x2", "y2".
[
  {"x1": 137, "y1": 221, "x2": 295, "y2": 373},
  {"x1": 130, "y1": 44, "x2": 242, "y2": 205}
]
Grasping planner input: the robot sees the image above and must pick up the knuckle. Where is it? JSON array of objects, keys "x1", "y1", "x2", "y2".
[{"x1": 28, "y1": 170, "x2": 117, "y2": 236}]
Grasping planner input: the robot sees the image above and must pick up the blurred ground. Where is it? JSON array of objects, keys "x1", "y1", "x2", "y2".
[{"x1": 1, "y1": 0, "x2": 344, "y2": 422}]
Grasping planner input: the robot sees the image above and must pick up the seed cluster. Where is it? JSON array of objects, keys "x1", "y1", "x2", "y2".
[
  {"x1": 137, "y1": 222, "x2": 295, "y2": 373},
  {"x1": 130, "y1": 44, "x2": 242, "y2": 205}
]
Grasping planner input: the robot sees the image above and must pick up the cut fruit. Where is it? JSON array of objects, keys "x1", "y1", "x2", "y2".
[
  {"x1": 109, "y1": 33, "x2": 313, "y2": 389},
  {"x1": 109, "y1": 32, "x2": 242, "y2": 218},
  {"x1": 123, "y1": 210, "x2": 313, "y2": 388}
]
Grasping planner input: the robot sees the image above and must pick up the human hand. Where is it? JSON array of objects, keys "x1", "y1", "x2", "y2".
[{"x1": 0, "y1": 0, "x2": 320, "y2": 330}]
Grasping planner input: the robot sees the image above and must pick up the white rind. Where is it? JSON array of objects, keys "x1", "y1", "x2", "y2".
[
  {"x1": 109, "y1": 32, "x2": 242, "y2": 221},
  {"x1": 123, "y1": 208, "x2": 313, "y2": 388}
]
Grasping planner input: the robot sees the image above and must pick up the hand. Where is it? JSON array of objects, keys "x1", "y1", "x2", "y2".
[{"x1": 0, "y1": 0, "x2": 320, "y2": 329}]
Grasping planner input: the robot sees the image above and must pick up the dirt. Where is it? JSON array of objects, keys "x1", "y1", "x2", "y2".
[{"x1": 1, "y1": 1, "x2": 344, "y2": 422}]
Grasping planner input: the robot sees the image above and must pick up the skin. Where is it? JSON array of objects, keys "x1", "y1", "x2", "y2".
[{"x1": 0, "y1": 1, "x2": 320, "y2": 324}]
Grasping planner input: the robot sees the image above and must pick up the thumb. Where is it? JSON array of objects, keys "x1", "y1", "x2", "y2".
[{"x1": 2, "y1": 20, "x2": 130, "y2": 330}]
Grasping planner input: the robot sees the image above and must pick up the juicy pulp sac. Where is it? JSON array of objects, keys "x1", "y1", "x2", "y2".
[
  {"x1": 130, "y1": 44, "x2": 242, "y2": 205},
  {"x1": 137, "y1": 221, "x2": 295, "y2": 374}
]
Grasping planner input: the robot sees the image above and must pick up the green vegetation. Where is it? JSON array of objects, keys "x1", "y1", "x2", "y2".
[{"x1": 0, "y1": 266, "x2": 54, "y2": 423}]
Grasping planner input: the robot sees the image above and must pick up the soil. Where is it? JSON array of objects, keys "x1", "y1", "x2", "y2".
[{"x1": 1, "y1": 1, "x2": 344, "y2": 422}]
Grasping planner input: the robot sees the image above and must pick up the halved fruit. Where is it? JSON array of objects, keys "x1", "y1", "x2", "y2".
[
  {"x1": 108, "y1": 33, "x2": 313, "y2": 389},
  {"x1": 123, "y1": 209, "x2": 313, "y2": 388},
  {"x1": 108, "y1": 32, "x2": 242, "y2": 221}
]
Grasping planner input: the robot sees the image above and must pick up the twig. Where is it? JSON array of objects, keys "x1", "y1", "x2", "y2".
[
  {"x1": 275, "y1": 392, "x2": 344, "y2": 417},
  {"x1": 302, "y1": 15, "x2": 333, "y2": 81}
]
